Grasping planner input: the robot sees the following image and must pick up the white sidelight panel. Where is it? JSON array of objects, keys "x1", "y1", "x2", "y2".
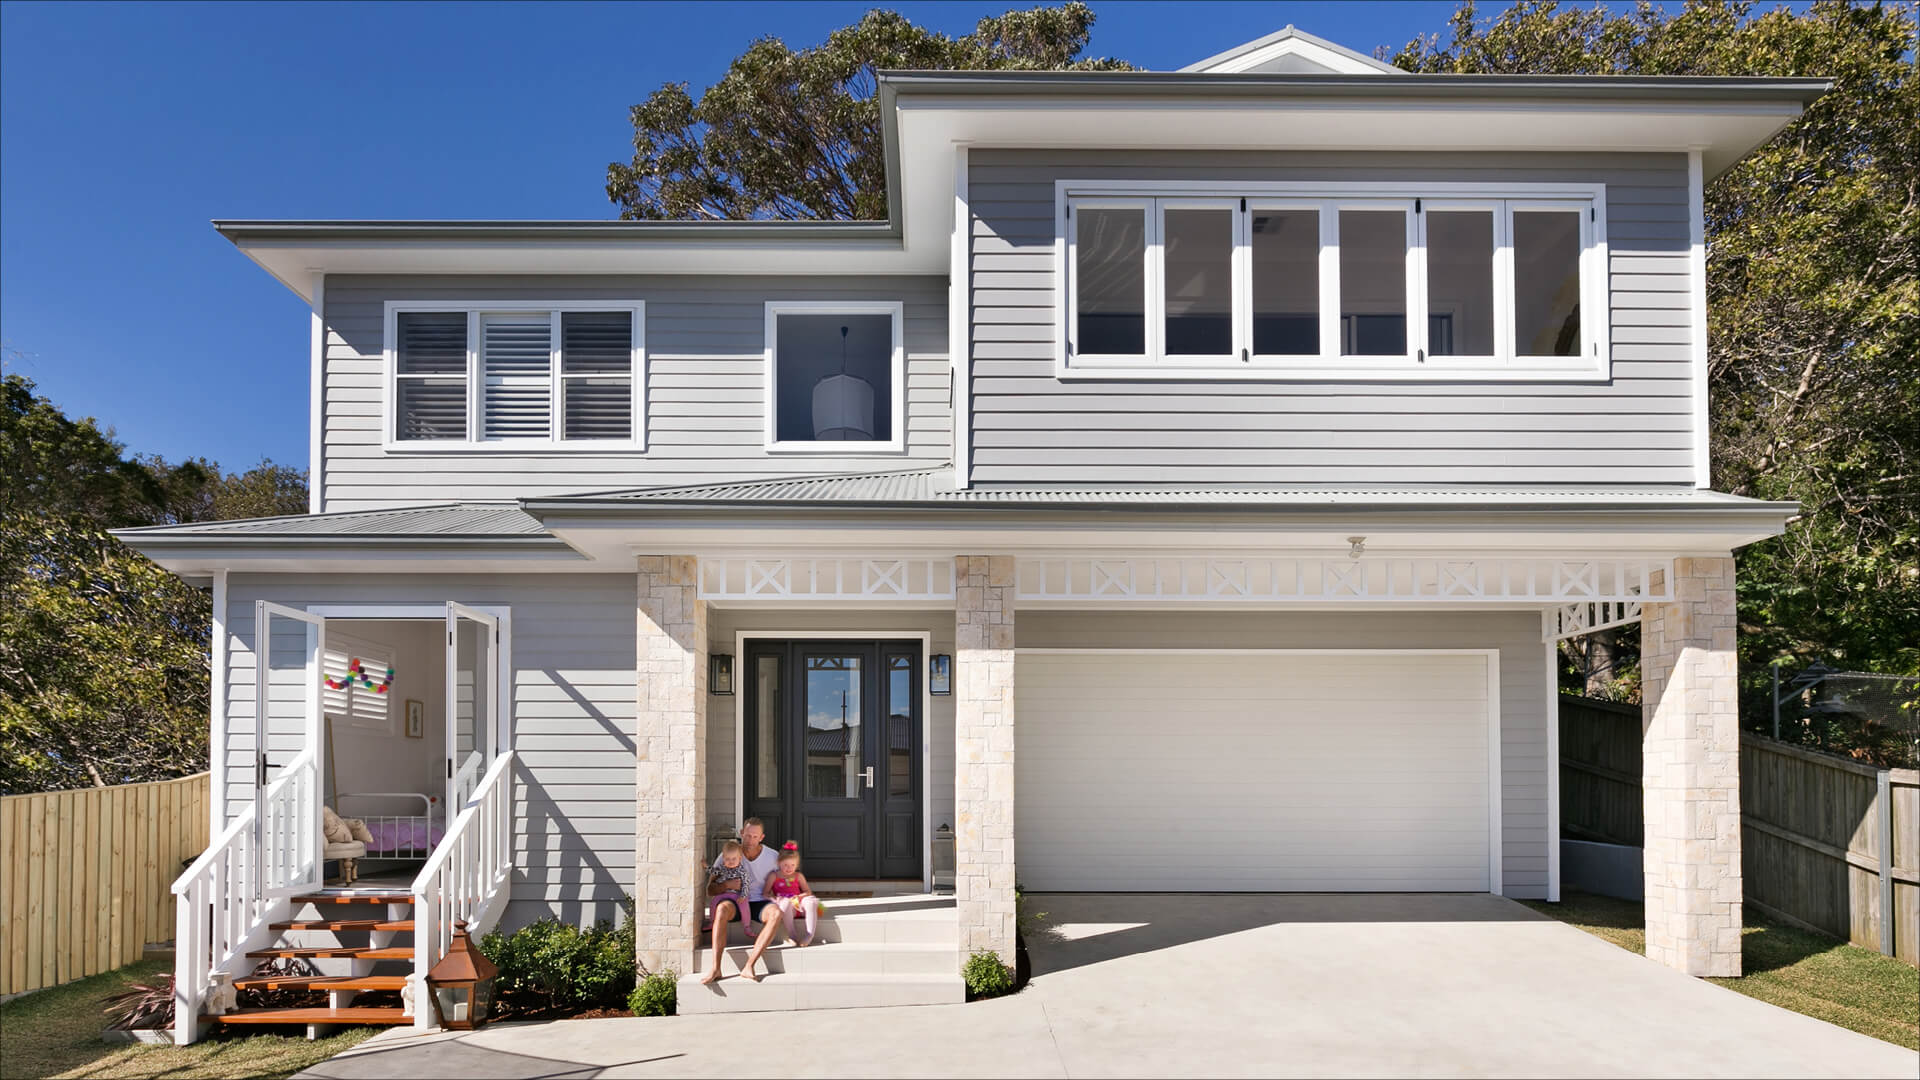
[{"x1": 1015, "y1": 650, "x2": 1497, "y2": 892}]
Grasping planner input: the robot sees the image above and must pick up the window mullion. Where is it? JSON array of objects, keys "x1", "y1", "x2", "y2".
[
  {"x1": 1233, "y1": 199, "x2": 1250, "y2": 362},
  {"x1": 1409, "y1": 202, "x2": 1428, "y2": 362},
  {"x1": 1494, "y1": 202, "x2": 1515, "y2": 366},
  {"x1": 466, "y1": 310, "x2": 480, "y2": 444},
  {"x1": 1318, "y1": 201, "x2": 1340, "y2": 359},
  {"x1": 1147, "y1": 198, "x2": 1164, "y2": 362},
  {"x1": 549, "y1": 309, "x2": 563, "y2": 441}
]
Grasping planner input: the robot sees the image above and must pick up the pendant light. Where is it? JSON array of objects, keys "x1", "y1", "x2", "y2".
[{"x1": 811, "y1": 323, "x2": 875, "y2": 441}]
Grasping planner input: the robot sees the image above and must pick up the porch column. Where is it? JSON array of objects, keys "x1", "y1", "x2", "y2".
[
  {"x1": 634, "y1": 555, "x2": 707, "y2": 976},
  {"x1": 1640, "y1": 556, "x2": 1742, "y2": 976},
  {"x1": 954, "y1": 556, "x2": 1017, "y2": 963}
]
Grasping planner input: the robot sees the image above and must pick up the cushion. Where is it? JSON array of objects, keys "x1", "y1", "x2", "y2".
[
  {"x1": 324, "y1": 840, "x2": 367, "y2": 859},
  {"x1": 321, "y1": 805, "x2": 352, "y2": 844},
  {"x1": 344, "y1": 817, "x2": 375, "y2": 845}
]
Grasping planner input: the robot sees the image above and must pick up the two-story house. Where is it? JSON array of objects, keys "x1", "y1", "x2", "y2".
[{"x1": 118, "y1": 26, "x2": 1821, "y2": 1037}]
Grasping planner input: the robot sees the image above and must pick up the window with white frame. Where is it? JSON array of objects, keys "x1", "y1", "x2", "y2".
[
  {"x1": 764, "y1": 301, "x2": 905, "y2": 452},
  {"x1": 1061, "y1": 184, "x2": 1606, "y2": 379},
  {"x1": 387, "y1": 302, "x2": 644, "y2": 446}
]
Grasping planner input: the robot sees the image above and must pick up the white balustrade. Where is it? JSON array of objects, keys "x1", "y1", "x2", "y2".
[
  {"x1": 411, "y1": 750, "x2": 515, "y2": 1031},
  {"x1": 1016, "y1": 556, "x2": 1672, "y2": 606},
  {"x1": 170, "y1": 751, "x2": 318, "y2": 1045}
]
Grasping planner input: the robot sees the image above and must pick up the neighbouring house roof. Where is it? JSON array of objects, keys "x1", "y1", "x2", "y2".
[
  {"x1": 1180, "y1": 25, "x2": 1406, "y2": 75},
  {"x1": 521, "y1": 465, "x2": 1798, "y2": 516},
  {"x1": 110, "y1": 502, "x2": 562, "y2": 547}
]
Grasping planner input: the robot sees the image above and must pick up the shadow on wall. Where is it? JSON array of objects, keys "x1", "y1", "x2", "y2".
[{"x1": 506, "y1": 668, "x2": 635, "y2": 931}]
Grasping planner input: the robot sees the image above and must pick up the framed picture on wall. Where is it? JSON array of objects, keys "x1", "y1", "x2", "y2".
[{"x1": 404, "y1": 699, "x2": 425, "y2": 739}]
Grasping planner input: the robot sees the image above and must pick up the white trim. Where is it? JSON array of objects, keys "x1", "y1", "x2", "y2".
[
  {"x1": 209, "y1": 569, "x2": 228, "y2": 831},
  {"x1": 1056, "y1": 180, "x2": 1609, "y2": 381},
  {"x1": 763, "y1": 301, "x2": 908, "y2": 455},
  {"x1": 1181, "y1": 27, "x2": 1405, "y2": 76},
  {"x1": 950, "y1": 145, "x2": 971, "y2": 487},
  {"x1": 308, "y1": 275, "x2": 326, "y2": 514},
  {"x1": 1017, "y1": 555, "x2": 1668, "y2": 606},
  {"x1": 381, "y1": 300, "x2": 646, "y2": 452},
  {"x1": 1688, "y1": 149, "x2": 1711, "y2": 487},
  {"x1": 732, "y1": 629, "x2": 936, "y2": 892},
  {"x1": 1017, "y1": 647, "x2": 1504, "y2": 896},
  {"x1": 1546, "y1": 638, "x2": 1561, "y2": 902},
  {"x1": 700, "y1": 556, "x2": 957, "y2": 604}
]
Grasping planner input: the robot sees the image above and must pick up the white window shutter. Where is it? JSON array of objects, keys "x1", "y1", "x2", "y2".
[{"x1": 481, "y1": 313, "x2": 553, "y2": 439}]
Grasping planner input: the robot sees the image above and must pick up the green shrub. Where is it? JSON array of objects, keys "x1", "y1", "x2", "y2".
[
  {"x1": 962, "y1": 949, "x2": 1015, "y2": 999},
  {"x1": 627, "y1": 970, "x2": 677, "y2": 1017},
  {"x1": 480, "y1": 900, "x2": 637, "y2": 1015}
]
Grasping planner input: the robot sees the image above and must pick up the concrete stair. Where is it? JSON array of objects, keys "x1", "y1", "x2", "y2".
[{"x1": 677, "y1": 895, "x2": 964, "y2": 1014}]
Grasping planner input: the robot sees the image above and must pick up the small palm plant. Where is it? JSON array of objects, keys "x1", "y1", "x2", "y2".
[{"x1": 104, "y1": 974, "x2": 175, "y2": 1030}]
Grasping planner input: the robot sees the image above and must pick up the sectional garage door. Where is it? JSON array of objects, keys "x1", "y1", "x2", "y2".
[{"x1": 1014, "y1": 651, "x2": 1494, "y2": 892}]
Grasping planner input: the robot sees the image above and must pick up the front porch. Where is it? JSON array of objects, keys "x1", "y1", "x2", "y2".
[{"x1": 632, "y1": 551, "x2": 1748, "y2": 988}]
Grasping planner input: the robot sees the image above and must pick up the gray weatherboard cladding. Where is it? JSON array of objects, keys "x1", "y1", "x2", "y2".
[{"x1": 968, "y1": 148, "x2": 1698, "y2": 487}]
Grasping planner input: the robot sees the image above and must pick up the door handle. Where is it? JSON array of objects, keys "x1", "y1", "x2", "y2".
[{"x1": 862, "y1": 766, "x2": 875, "y2": 789}]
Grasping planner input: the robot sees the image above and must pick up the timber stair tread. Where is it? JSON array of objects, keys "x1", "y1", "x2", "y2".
[
  {"x1": 214, "y1": 1006, "x2": 409, "y2": 1026},
  {"x1": 269, "y1": 919, "x2": 414, "y2": 932},
  {"x1": 291, "y1": 893, "x2": 414, "y2": 905},
  {"x1": 246, "y1": 946, "x2": 414, "y2": 960},
  {"x1": 230, "y1": 974, "x2": 409, "y2": 992}
]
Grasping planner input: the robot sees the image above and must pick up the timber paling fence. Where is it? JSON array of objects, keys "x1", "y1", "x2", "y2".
[
  {"x1": 0, "y1": 772, "x2": 210, "y2": 997},
  {"x1": 1559, "y1": 696, "x2": 1918, "y2": 966}
]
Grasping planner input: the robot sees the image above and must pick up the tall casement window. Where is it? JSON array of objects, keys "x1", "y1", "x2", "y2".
[
  {"x1": 764, "y1": 301, "x2": 906, "y2": 453},
  {"x1": 1060, "y1": 183, "x2": 1607, "y2": 380},
  {"x1": 385, "y1": 301, "x2": 645, "y2": 448}
]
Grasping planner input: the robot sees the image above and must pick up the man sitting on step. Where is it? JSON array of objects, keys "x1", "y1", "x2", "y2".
[{"x1": 701, "y1": 818, "x2": 781, "y2": 983}]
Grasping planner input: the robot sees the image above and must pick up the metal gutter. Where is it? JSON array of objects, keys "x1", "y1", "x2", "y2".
[
  {"x1": 878, "y1": 69, "x2": 1832, "y2": 104},
  {"x1": 213, "y1": 219, "x2": 902, "y2": 243}
]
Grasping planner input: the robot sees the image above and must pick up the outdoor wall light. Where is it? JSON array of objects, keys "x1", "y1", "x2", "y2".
[{"x1": 710, "y1": 653, "x2": 735, "y2": 696}]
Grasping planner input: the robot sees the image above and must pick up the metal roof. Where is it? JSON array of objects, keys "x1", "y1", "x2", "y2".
[
  {"x1": 526, "y1": 467, "x2": 1797, "y2": 514},
  {"x1": 112, "y1": 502, "x2": 557, "y2": 545}
]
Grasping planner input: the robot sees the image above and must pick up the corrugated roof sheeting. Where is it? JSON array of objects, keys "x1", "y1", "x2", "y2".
[{"x1": 114, "y1": 503, "x2": 549, "y2": 539}]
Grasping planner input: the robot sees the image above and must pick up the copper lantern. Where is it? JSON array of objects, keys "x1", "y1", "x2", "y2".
[{"x1": 425, "y1": 920, "x2": 498, "y2": 1030}]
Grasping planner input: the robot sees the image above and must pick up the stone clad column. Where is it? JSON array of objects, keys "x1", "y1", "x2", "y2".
[
  {"x1": 954, "y1": 556, "x2": 1017, "y2": 963},
  {"x1": 1640, "y1": 556, "x2": 1742, "y2": 976},
  {"x1": 634, "y1": 555, "x2": 707, "y2": 976}
]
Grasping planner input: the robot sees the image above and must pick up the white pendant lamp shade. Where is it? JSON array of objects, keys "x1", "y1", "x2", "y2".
[{"x1": 811, "y1": 372, "x2": 875, "y2": 441}]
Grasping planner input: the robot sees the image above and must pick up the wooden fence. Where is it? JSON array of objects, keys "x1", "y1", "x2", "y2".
[
  {"x1": 0, "y1": 773, "x2": 209, "y2": 997},
  {"x1": 1558, "y1": 695, "x2": 1918, "y2": 966},
  {"x1": 1742, "y1": 734, "x2": 1917, "y2": 965},
  {"x1": 1558, "y1": 695, "x2": 1643, "y2": 847}
]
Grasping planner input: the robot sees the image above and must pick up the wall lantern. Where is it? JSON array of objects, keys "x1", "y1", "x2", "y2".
[
  {"x1": 710, "y1": 653, "x2": 735, "y2": 696},
  {"x1": 929, "y1": 654, "x2": 952, "y2": 696},
  {"x1": 425, "y1": 920, "x2": 498, "y2": 1030}
]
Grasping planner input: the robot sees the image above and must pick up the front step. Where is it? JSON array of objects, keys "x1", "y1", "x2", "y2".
[
  {"x1": 215, "y1": 1006, "x2": 410, "y2": 1026},
  {"x1": 291, "y1": 893, "x2": 413, "y2": 906},
  {"x1": 270, "y1": 919, "x2": 414, "y2": 932},
  {"x1": 676, "y1": 973, "x2": 963, "y2": 1014},
  {"x1": 230, "y1": 974, "x2": 409, "y2": 993},
  {"x1": 246, "y1": 946, "x2": 413, "y2": 960},
  {"x1": 695, "y1": 941, "x2": 956, "y2": 977}
]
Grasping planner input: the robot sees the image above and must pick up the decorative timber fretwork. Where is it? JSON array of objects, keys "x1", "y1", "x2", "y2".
[
  {"x1": 698, "y1": 557, "x2": 957, "y2": 603},
  {"x1": 1544, "y1": 600, "x2": 1646, "y2": 643},
  {"x1": 1014, "y1": 556, "x2": 1673, "y2": 609}
]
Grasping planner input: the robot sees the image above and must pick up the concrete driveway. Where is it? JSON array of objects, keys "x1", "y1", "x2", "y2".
[{"x1": 299, "y1": 894, "x2": 1914, "y2": 1079}]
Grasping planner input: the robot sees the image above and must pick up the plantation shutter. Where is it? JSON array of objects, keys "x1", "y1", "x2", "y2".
[
  {"x1": 321, "y1": 636, "x2": 394, "y2": 733},
  {"x1": 560, "y1": 312, "x2": 634, "y2": 440},
  {"x1": 481, "y1": 313, "x2": 553, "y2": 439},
  {"x1": 394, "y1": 312, "x2": 468, "y2": 440}
]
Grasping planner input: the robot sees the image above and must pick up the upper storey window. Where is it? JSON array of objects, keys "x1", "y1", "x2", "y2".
[
  {"x1": 1059, "y1": 182, "x2": 1607, "y2": 381},
  {"x1": 385, "y1": 302, "x2": 644, "y2": 449},
  {"x1": 764, "y1": 301, "x2": 906, "y2": 453}
]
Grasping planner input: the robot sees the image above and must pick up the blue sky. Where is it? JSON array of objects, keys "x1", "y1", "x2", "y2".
[{"x1": 0, "y1": 0, "x2": 1466, "y2": 472}]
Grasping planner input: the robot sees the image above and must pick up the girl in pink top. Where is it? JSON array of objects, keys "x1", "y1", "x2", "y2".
[{"x1": 738, "y1": 842, "x2": 819, "y2": 981}]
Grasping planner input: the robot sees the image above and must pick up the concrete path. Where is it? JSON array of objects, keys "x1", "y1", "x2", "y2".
[{"x1": 297, "y1": 894, "x2": 1915, "y2": 1079}]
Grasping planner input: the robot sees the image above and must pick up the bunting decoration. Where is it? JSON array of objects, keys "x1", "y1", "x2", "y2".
[{"x1": 325, "y1": 658, "x2": 395, "y2": 694}]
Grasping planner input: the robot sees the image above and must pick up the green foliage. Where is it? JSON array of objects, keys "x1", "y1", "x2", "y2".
[
  {"x1": 1396, "y1": 2, "x2": 1920, "y2": 724},
  {"x1": 0, "y1": 373, "x2": 309, "y2": 794},
  {"x1": 607, "y1": 3, "x2": 1128, "y2": 221},
  {"x1": 962, "y1": 948, "x2": 1015, "y2": 999},
  {"x1": 479, "y1": 908, "x2": 637, "y2": 1016},
  {"x1": 626, "y1": 970, "x2": 677, "y2": 1017}
]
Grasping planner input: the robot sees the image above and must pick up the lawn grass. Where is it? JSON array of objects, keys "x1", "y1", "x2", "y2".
[
  {"x1": 1521, "y1": 891, "x2": 1920, "y2": 1051},
  {"x1": 0, "y1": 953, "x2": 380, "y2": 1080}
]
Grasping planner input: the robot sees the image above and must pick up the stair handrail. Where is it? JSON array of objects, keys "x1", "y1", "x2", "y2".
[
  {"x1": 170, "y1": 748, "x2": 318, "y2": 1045},
  {"x1": 410, "y1": 749, "x2": 515, "y2": 1031}
]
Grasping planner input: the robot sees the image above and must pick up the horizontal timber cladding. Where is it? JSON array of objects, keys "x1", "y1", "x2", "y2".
[
  {"x1": 1015, "y1": 610, "x2": 1553, "y2": 898},
  {"x1": 322, "y1": 275, "x2": 950, "y2": 511},
  {"x1": 222, "y1": 574, "x2": 638, "y2": 929},
  {"x1": 968, "y1": 149, "x2": 1698, "y2": 486}
]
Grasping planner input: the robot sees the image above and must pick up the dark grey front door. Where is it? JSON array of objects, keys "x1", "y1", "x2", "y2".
[{"x1": 744, "y1": 640, "x2": 922, "y2": 880}]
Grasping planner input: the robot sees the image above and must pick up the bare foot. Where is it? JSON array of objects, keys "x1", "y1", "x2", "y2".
[
  {"x1": 742, "y1": 967, "x2": 762, "y2": 982},
  {"x1": 699, "y1": 968, "x2": 720, "y2": 985},
  {"x1": 799, "y1": 934, "x2": 815, "y2": 948}
]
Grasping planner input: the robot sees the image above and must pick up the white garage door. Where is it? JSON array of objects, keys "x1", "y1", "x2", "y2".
[{"x1": 1015, "y1": 651, "x2": 1494, "y2": 892}]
